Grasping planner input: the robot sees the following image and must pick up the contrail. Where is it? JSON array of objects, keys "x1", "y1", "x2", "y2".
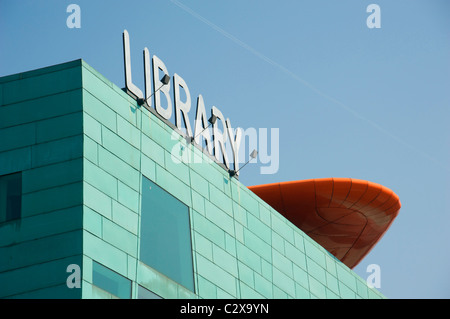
[{"x1": 170, "y1": 0, "x2": 450, "y2": 172}]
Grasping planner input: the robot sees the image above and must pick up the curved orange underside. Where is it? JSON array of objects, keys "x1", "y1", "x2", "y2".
[{"x1": 248, "y1": 178, "x2": 401, "y2": 269}]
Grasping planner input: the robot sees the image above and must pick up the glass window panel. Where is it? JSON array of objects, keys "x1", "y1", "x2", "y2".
[
  {"x1": 138, "y1": 285, "x2": 162, "y2": 299},
  {"x1": 92, "y1": 261, "x2": 131, "y2": 299},
  {"x1": 0, "y1": 172, "x2": 22, "y2": 223},
  {"x1": 140, "y1": 176, "x2": 194, "y2": 292}
]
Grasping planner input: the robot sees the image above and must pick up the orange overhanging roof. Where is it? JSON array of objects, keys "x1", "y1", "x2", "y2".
[{"x1": 248, "y1": 178, "x2": 401, "y2": 269}]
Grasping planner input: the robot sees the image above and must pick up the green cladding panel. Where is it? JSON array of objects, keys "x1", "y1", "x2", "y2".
[
  {"x1": 0, "y1": 60, "x2": 385, "y2": 299},
  {"x1": 0, "y1": 61, "x2": 84, "y2": 299}
]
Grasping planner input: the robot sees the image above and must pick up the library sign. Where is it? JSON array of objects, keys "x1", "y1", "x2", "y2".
[{"x1": 122, "y1": 30, "x2": 243, "y2": 176}]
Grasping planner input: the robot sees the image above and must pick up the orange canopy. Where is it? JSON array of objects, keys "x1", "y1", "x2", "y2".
[{"x1": 248, "y1": 178, "x2": 401, "y2": 269}]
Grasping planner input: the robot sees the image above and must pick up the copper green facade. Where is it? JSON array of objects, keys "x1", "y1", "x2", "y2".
[{"x1": 0, "y1": 60, "x2": 384, "y2": 299}]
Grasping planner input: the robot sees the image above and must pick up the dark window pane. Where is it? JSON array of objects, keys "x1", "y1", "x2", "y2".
[
  {"x1": 92, "y1": 261, "x2": 131, "y2": 299},
  {"x1": 140, "y1": 176, "x2": 194, "y2": 292},
  {"x1": 0, "y1": 172, "x2": 22, "y2": 223}
]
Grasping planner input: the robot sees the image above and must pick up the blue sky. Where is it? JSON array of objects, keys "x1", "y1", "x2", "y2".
[{"x1": 1, "y1": 0, "x2": 449, "y2": 298}]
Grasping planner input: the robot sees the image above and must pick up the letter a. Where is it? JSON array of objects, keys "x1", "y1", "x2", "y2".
[
  {"x1": 366, "y1": 4, "x2": 381, "y2": 29},
  {"x1": 366, "y1": 264, "x2": 381, "y2": 288},
  {"x1": 66, "y1": 4, "x2": 81, "y2": 28},
  {"x1": 66, "y1": 264, "x2": 81, "y2": 288}
]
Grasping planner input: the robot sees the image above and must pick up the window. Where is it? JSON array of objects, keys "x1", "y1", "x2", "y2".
[
  {"x1": 92, "y1": 261, "x2": 132, "y2": 299},
  {"x1": 140, "y1": 176, "x2": 195, "y2": 292},
  {"x1": 0, "y1": 172, "x2": 22, "y2": 223},
  {"x1": 138, "y1": 285, "x2": 162, "y2": 299}
]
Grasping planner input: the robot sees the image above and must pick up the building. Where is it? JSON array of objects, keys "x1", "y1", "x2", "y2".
[{"x1": 0, "y1": 59, "x2": 392, "y2": 299}]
